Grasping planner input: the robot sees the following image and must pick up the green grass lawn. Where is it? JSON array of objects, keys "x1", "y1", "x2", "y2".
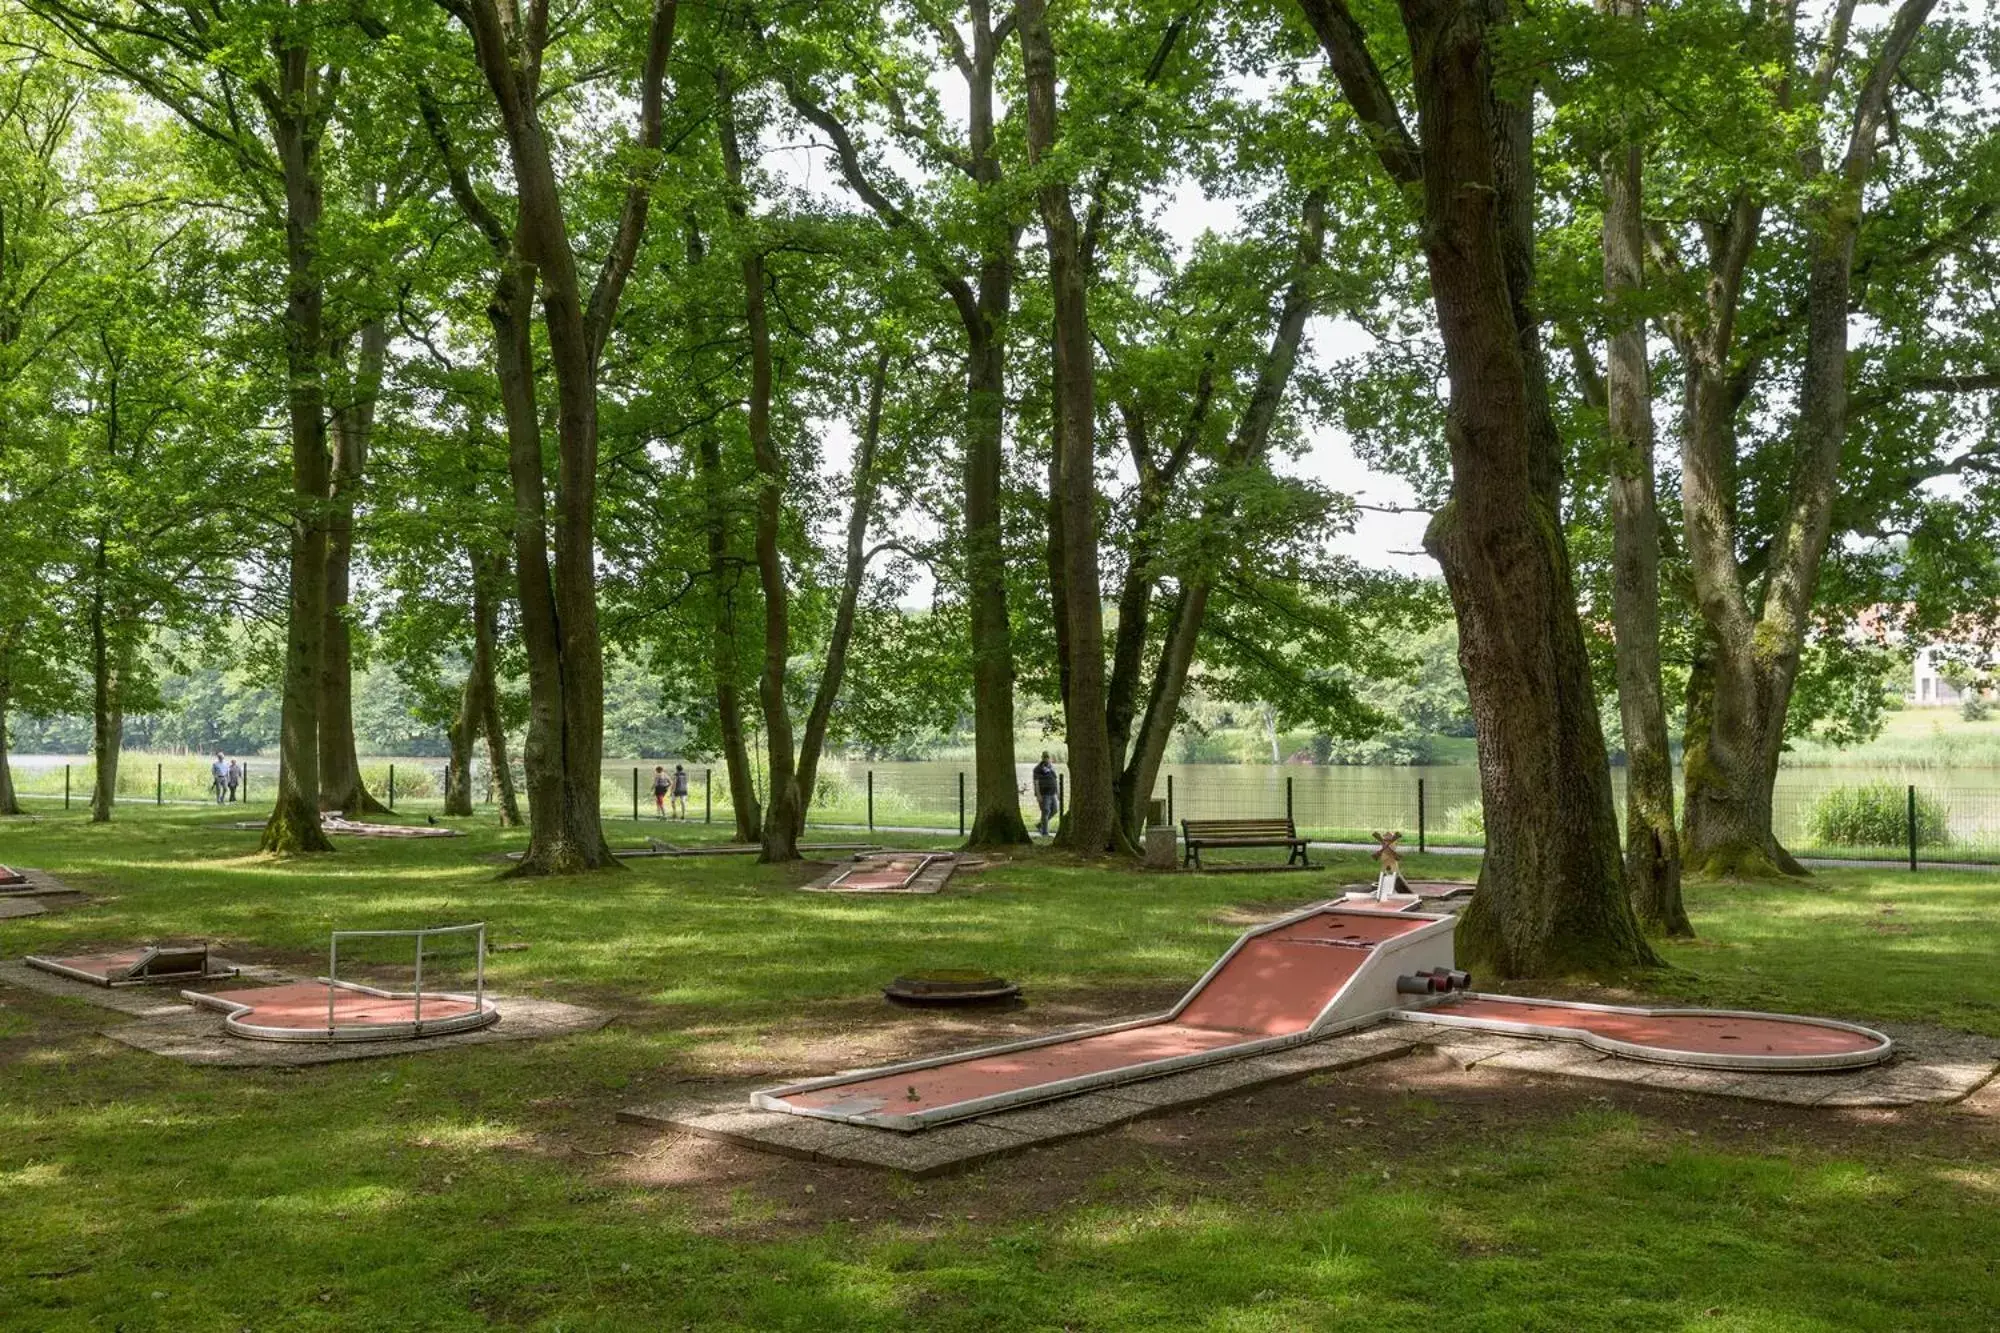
[{"x1": 2, "y1": 805, "x2": 1996, "y2": 1331}]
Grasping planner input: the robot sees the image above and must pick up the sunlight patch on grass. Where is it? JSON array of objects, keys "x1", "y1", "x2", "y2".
[
  {"x1": 0, "y1": 1160, "x2": 66, "y2": 1193},
  {"x1": 254, "y1": 1182, "x2": 410, "y2": 1219},
  {"x1": 406, "y1": 1119, "x2": 531, "y2": 1152}
]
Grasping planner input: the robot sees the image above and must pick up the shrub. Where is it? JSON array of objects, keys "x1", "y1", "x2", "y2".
[
  {"x1": 1803, "y1": 782, "x2": 1950, "y2": 848},
  {"x1": 1963, "y1": 695, "x2": 1990, "y2": 722},
  {"x1": 1443, "y1": 800, "x2": 1484, "y2": 837}
]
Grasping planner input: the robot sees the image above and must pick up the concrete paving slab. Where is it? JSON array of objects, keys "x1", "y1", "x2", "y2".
[
  {"x1": 1475, "y1": 1042, "x2": 1614, "y2": 1076},
  {"x1": 103, "y1": 993, "x2": 609, "y2": 1067},
  {"x1": 0, "y1": 867, "x2": 79, "y2": 898},
  {"x1": 806, "y1": 1121, "x2": 1028, "y2": 1177},
  {"x1": 0, "y1": 898, "x2": 46, "y2": 919},
  {"x1": 1247, "y1": 1031, "x2": 1422, "y2": 1078},
  {"x1": 1094, "y1": 1053, "x2": 1301, "y2": 1107},
  {"x1": 977, "y1": 1091, "x2": 1150, "y2": 1139}
]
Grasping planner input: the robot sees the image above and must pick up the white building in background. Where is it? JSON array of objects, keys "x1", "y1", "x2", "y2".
[{"x1": 1912, "y1": 645, "x2": 1967, "y2": 706}]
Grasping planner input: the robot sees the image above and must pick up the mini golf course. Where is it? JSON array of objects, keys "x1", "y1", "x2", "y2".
[{"x1": 753, "y1": 903, "x2": 1895, "y2": 1134}]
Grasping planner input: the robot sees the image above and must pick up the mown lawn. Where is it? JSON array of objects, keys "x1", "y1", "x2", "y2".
[{"x1": 2, "y1": 805, "x2": 1996, "y2": 1331}]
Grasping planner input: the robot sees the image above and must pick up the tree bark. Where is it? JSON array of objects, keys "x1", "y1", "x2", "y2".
[
  {"x1": 1020, "y1": 0, "x2": 1121, "y2": 854},
  {"x1": 259, "y1": 43, "x2": 334, "y2": 855},
  {"x1": 1396, "y1": 0, "x2": 1655, "y2": 975},
  {"x1": 448, "y1": 0, "x2": 679, "y2": 873},
  {"x1": 1114, "y1": 192, "x2": 1327, "y2": 843},
  {"x1": 0, "y1": 671, "x2": 18, "y2": 817},
  {"x1": 795, "y1": 347, "x2": 889, "y2": 819},
  {"x1": 88, "y1": 575, "x2": 122, "y2": 825},
  {"x1": 320, "y1": 317, "x2": 390, "y2": 814},
  {"x1": 775, "y1": 7, "x2": 1029, "y2": 848},
  {"x1": 444, "y1": 678, "x2": 476, "y2": 818},
  {"x1": 962, "y1": 5, "x2": 1030, "y2": 848},
  {"x1": 1676, "y1": 0, "x2": 1935, "y2": 879},
  {"x1": 471, "y1": 549, "x2": 522, "y2": 825},
  {"x1": 696, "y1": 419, "x2": 762, "y2": 843},
  {"x1": 1600, "y1": 0, "x2": 1687, "y2": 934},
  {"x1": 717, "y1": 67, "x2": 800, "y2": 864}
]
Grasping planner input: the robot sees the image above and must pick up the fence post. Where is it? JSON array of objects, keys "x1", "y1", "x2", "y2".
[
  {"x1": 705, "y1": 768, "x2": 712, "y2": 824},
  {"x1": 157, "y1": 763, "x2": 163, "y2": 806},
  {"x1": 1417, "y1": 778, "x2": 1426, "y2": 854},
  {"x1": 388, "y1": 764, "x2": 395, "y2": 811},
  {"x1": 632, "y1": 768, "x2": 640, "y2": 822},
  {"x1": 1908, "y1": 784, "x2": 1918, "y2": 872},
  {"x1": 1058, "y1": 772, "x2": 1065, "y2": 818},
  {"x1": 1167, "y1": 773, "x2": 1174, "y2": 826},
  {"x1": 867, "y1": 769, "x2": 875, "y2": 832},
  {"x1": 958, "y1": 771, "x2": 966, "y2": 837},
  {"x1": 1286, "y1": 775, "x2": 1294, "y2": 826},
  {"x1": 64, "y1": 764, "x2": 70, "y2": 810}
]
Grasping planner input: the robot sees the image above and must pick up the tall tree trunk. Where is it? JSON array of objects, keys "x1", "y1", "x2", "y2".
[
  {"x1": 445, "y1": 664, "x2": 478, "y2": 818},
  {"x1": 774, "y1": 10, "x2": 1027, "y2": 847},
  {"x1": 718, "y1": 68, "x2": 800, "y2": 864},
  {"x1": 260, "y1": 46, "x2": 334, "y2": 855},
  {"x1": 320, "y1": 317, "x2": 389, "y2": 814},
  {"x1": 962, "y1": 7, "x2": 1030, "y2": 849},
  {"x1": 486, "y1": 254, "x2": 614, "y2": 872},
  {"x1": 472, "y1": 549, "x2": 522, "y2": 825},
  {"x1": 795, "y1": 347, "x2": 889, "y2": 818},
  {"x1": 1020, "y1": 0, "x2": 1120, "y2": 854},
  {"x1": 1114, "y1": 192, "x2": 1327, "y2": 843},
  {"x1": 88, "y1": 578, "x2": 121, "y2": 824},
  {"x1": 453, "y1": 0, "x2": 677, "y2": 874},
  {"x1": 1398, "y1": 0, "x2": 1654, "y2": 975},
  {"x1": 1600, "y1": 0, "x2": 1688, "y2": 935},
  {"x1": 963, "y1": 325, "x2": 1027, "y2": 847},
  {"x1": 697, "y1": 419, "x2": 762, "y2": 843},
  {"x1": 0, "y1": 670, "x2": 18, "y2": 817},
  {"x1": 1677, "y1": 0, "x2": 1935, "y2": 879}
]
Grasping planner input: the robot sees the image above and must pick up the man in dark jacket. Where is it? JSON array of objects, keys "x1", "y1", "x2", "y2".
[{"x1": 1032, "y1": 752, "x2": 1059, "y2": 836}]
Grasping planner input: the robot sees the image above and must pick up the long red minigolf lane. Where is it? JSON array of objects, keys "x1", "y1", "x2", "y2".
[
  {"x1": 1438, "y1": 998, "x2": 1882, "y2": 1057},
  {"x1": 783, "y1": 910, "x2": 1432, "y2": 1116},
  {"x1": 194, "y1": 980, "x2": 482, "y2": 1029}
]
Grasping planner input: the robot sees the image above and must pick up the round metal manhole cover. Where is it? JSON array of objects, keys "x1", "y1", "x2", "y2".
[{"x1": 883, "y1": 969, "x2": 1021, "y2": 1005}]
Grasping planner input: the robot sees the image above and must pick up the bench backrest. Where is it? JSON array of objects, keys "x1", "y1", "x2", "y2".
[{"x1": 1181, "y1": 817, "x2": 1298, "y2": 839}]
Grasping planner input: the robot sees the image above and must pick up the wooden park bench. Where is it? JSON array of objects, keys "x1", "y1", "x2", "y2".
[{"x1": 1179, "y1": 817, "x2": 1311, "y2": 870}]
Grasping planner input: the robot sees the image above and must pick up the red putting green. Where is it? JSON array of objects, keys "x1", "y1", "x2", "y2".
[{"x1": 182, "y1": 978, "x2": 496, "y2": 1042}]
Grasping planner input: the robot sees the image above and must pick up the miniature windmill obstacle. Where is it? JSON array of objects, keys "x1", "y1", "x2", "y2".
[{"x1": 1369, "y1": 831, "x2": 1417, "y2": 900}]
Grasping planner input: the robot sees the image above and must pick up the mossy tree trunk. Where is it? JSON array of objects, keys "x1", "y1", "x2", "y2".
[
  {"x1": 258, "y1": 44, "x2": 334, "y2": 856},
  {"x1": 1599, "y1": 0, "x2": 1688, "y2": 934},
  {"x1": 1304, "y1": 0, "x2": 1656, "y2": 975},
  {"x1": 320, "y1": 316, "x2": 389, "y2": 815}
]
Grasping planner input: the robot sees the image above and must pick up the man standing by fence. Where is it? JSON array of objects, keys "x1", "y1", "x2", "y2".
[{"x1": 211, "y1": 753, "x2": 227, "y2": 804}]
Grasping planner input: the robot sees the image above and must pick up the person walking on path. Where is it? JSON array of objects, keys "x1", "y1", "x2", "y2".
[
  {"x1": 670, "y1": 764, "x2": 690, "y2": 820},
  {"x1": 652, "y1": 765, "x2": 669, "y2": 819},
  {"x1": 211, "y1": 753, "x2": 228, "y2": 804},
  {"x1": 226, "y1": 759, "x2": 241, "y2": 803},
  {"x1": 1032, "y1": 752, "x2": 1060, "y2": 837}
]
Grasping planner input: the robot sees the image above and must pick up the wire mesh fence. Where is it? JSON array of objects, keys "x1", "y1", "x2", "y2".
[{"x1": 9, "y1": 752, "x2": 1999, "y2": 867}]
